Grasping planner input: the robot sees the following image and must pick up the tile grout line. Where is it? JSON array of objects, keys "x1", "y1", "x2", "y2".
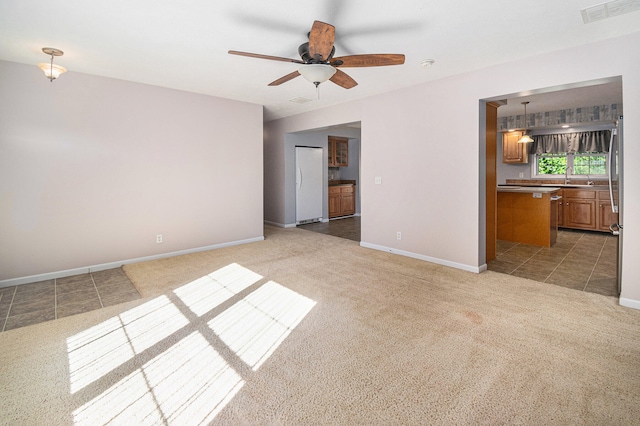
[
  {"x1": 496, "y1": 242, "x2": 527, "y2": 274},
  {"x1": 510, "y1": 246, "x2": 544, "y2": 275},
  {"x1": 90, "y1": 272, "x2": 105, "y2": 309},
  {"x1": 543, "y1": 233, "x2": 585, "y2": 284},
  {"x1": 2, "y1": 287, "x2": 18, "y2": 332},
  {"x1": 583, "y1": 235, "x2": 608, "y2": 292}
]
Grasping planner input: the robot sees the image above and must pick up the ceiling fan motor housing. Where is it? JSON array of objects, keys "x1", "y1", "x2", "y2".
[{"x1": 298, "y1": 42, "x2": 335, "y2": 63}]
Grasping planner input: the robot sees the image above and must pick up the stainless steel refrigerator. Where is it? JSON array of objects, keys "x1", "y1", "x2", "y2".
[
  {"x1": 609, "y1": 116, "x2": 623, "y2": 294},
  {"x1": 295, "y1": 147, "x2": 323, "y2": 224}
]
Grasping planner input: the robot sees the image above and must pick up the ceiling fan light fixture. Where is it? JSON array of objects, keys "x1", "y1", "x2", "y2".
[
  {"x1": 38, "y1": 47, "x2": 67, "y2": 81},
  {"x1": 298, "y1": 64, "x2": 336, "y2": 86}
]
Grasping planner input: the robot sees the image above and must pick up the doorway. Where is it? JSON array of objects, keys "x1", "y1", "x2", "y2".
[
  {"x1": 483, "y1": 78, "x2": 623, "y2": 298},
  {"x1": 292, "y1": 123, "x2": 362, "y2": 242}
]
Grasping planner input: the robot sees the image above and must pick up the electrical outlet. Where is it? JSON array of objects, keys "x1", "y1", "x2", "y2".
[
  {"x1": 519, "y1": 172, "x2": 524, "y2": 178},
  {"x1": 156, "y1": 234, "x2": 163, "y2": 243},
  {"x1": 397, "y1": 231, "x2": 402, "y2": 240},
  {"x1": 375, "y1": 176, "x2": 382, "y2": 184}
]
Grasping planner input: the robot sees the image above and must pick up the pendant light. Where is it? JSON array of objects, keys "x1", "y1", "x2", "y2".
[
  {"x1": 518, "y1": 101, "x2": 534, "y2": 143},
  {"x1": 38, "y1": 47, "x2": 67, "y2": 82}
]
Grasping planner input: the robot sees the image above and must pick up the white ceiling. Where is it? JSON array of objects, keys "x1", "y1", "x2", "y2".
[{"x1": 0, "y1": 0, "x2": 637, "y2": 121}]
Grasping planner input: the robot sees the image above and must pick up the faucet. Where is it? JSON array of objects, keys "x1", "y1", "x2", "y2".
[
  {"x1": 586, "y1": 174, "x2": 594, "y2": 186},
  {"x1": 565, "y1": 166, "x2": 572, "y2": 184}
]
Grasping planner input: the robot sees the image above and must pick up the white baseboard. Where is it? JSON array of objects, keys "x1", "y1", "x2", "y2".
[
  {"x1": 264, "y1": 220, "x2": 297, "y2": 228},
  {"x1": 0, "y1": 236, "x2": 265, "y2": 288},
  {"x1": 359, "y1": 242, "x2": 483, "y2": 273},
  {"x1": 619, "y1": 297, "x2": 640, "y2": 311}
]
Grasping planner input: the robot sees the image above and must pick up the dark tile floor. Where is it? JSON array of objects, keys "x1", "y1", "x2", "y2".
[
  {"x1": 298, "y1": 216, "x2": 361, "y2": 242},
  {"x1": 0, "y1": 268, "x2": 140, "y2": 332},
  {"x1": 488, "y1": 229, "x2": 618, "y2": 297},
  {"x1": 299, "y1": 218, "x2": 618, "y2": 297}
]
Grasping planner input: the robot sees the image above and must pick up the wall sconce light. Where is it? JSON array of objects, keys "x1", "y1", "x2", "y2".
[{"x1": 38, "y1": 47, "x2": 67, "y2": 82}]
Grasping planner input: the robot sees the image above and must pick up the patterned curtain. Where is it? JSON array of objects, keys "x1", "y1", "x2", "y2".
[{"x1": 532, "y1": 130, "x2": 612, "y2": 154}]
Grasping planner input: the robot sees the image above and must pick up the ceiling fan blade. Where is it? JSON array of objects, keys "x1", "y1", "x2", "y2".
[
  {"x1": 308, "y1": 21, "x2": 335, "y2": 61},
  {"x1": 331, "y1": 54, "x2": 405, "y2": 67},
  {"x1": 268, "y1": 71, "x2": 301, "y2": 86},
  {"x1": 329, "y1": 69, "x2": 358, "y2": 89},
  {"x1": 228, "y1": 50, "x2": 305, "y2": 64}
]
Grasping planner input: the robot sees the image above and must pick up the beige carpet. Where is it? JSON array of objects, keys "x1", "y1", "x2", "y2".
[{"x1": 1, "y1": 225, "x2": 640, "y2": 425}]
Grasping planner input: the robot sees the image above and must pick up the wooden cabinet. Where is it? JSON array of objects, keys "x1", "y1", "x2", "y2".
[
  {"x1": 328, "y1": 136, "x2": 349, "y2": 167},
  {"x1": 497, "y1": 190, "x2": 557, "y2": 247},
  {"x1": 329, "y1": 184, "x2": 355, "y2": 218},
  {"x1": 551, "y1": 188, "x2": 619, "y2": 233},
  {"x1": 557, "y1": 189, "x2": 564, "y2": 227},
  {"x1": 597, "y1": 190, "x2": 619, "y2": 232},
  {"x1": 562, "y1": 189, "x2": 597, "y2": 230},
  {"x1": 502, "y1": 131, "x2": 529, "y2": 164}
]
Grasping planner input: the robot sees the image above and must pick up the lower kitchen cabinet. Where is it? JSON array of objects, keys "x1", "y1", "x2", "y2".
[
  {"x1": 329, "y1": 184, "x2": 355, "y2": 218},
  {"x1": 564, "y1": 198, "x2": 597, "y2": 229},
  {"x1": 559, "y1": 188, "x2": 618, "y2": 232},
  {"x1": 597, "y1": 190, "x2": 619, "y2": 232}
]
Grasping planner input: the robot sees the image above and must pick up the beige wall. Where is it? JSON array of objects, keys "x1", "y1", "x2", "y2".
[
  {"x1": 0, "y1": 60, "x2": 264, "y2": 283},
  {"x1": 264, "y1": 32, "x2": 640, "y2": 308}
]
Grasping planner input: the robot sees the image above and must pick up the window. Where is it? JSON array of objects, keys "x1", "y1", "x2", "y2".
[{"x1": 534, "y1": 152, "x2": 607, "y2": 177}]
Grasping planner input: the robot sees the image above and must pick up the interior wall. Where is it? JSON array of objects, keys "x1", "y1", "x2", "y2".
[
  {"x1": 0, "y1": 60, "x2": 264, "y2": 282},
  {"x1": 264, "y1": 31, "x2": 640, "y2": 307}
]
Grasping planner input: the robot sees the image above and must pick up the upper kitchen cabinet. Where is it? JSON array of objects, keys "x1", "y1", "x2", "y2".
[
  {"x1": 328, "y1": 136, "x2": 349, "y2": 167},
  {"x1": 502, "y1": 131, "x2": 529, "y2": 164}
]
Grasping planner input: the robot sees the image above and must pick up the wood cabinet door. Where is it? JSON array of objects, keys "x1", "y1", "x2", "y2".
[
  {"x1": 340, "y1": 194, "x2": 355, "y2": 215},
  {"x1": 502, "y1": 131, "x2": 528, "y2": 164},
  {"x1": 334, "y1": 140, "x2": 348, "y2": 166},
  {"x1": 328, "y1": 193, "x2": 340, "y2": 217},
  {"x1": 565, "y1": 199, "x2": 597, "y2": 230},
  {"x1": 328, "y1": 140, "x2": 336, "y2": 167},
  {"x1": 598, "y1": 201, "x2": 619, "y2": 231},
  {"x1": 328, "y1": 136, "x2": 348, "y2": 167}
]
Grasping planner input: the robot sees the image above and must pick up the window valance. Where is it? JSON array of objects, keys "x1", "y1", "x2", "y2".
[{"x1": 531, "y1": 130, "x2": 611, "y2": 154}]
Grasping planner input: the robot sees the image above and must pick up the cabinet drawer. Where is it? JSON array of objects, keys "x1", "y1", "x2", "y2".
[
  {"x1": 329, "y1": 186, "x2": 341, "y2": 194},
  {"x1": 564, "y1": 189, "x2": 596, "y2": 199},
  {"x1": 340, "y1": 186, "x2": 354, "y2": 194}
]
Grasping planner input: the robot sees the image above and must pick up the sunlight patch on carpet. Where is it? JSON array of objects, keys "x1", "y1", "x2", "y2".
[
  {"x1": 209, "y1": 280, "x2": 316, "y2": 370},
  {"x1": 174, "y1": 263, "x2": 262, "y2": 317},
  {"x1": 67, "y1": 263, "x2": 315, "y2": 424},
  {"x1": 73, "y1": 331, "x2": 244, "y2": 425},
  {"x1": 67, "y1": 295, "x2": 188, "y2": 393}
]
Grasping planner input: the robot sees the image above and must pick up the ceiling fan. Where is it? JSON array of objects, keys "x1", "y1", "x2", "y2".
[{"x1": 228, "y1": 20, "x2": 405, "y2": 89}]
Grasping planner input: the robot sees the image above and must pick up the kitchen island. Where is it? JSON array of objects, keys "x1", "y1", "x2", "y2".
[{"x1": 497, "y1": 186, "x2": 561, "y2": 247}]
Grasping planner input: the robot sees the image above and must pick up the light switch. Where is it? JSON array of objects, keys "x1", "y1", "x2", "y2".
[{"x1": 375, "y1": 176, "x2": 382, "y2": 185}]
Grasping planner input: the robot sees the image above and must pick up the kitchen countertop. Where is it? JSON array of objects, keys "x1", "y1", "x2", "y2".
[{"x1": 497, "y1": 186, "x2": 560, "y2": 193}]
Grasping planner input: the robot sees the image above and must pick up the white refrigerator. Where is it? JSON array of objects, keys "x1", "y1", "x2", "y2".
[{"x1": 295, "y1": 147, "x2": 323, "y2": 224}]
